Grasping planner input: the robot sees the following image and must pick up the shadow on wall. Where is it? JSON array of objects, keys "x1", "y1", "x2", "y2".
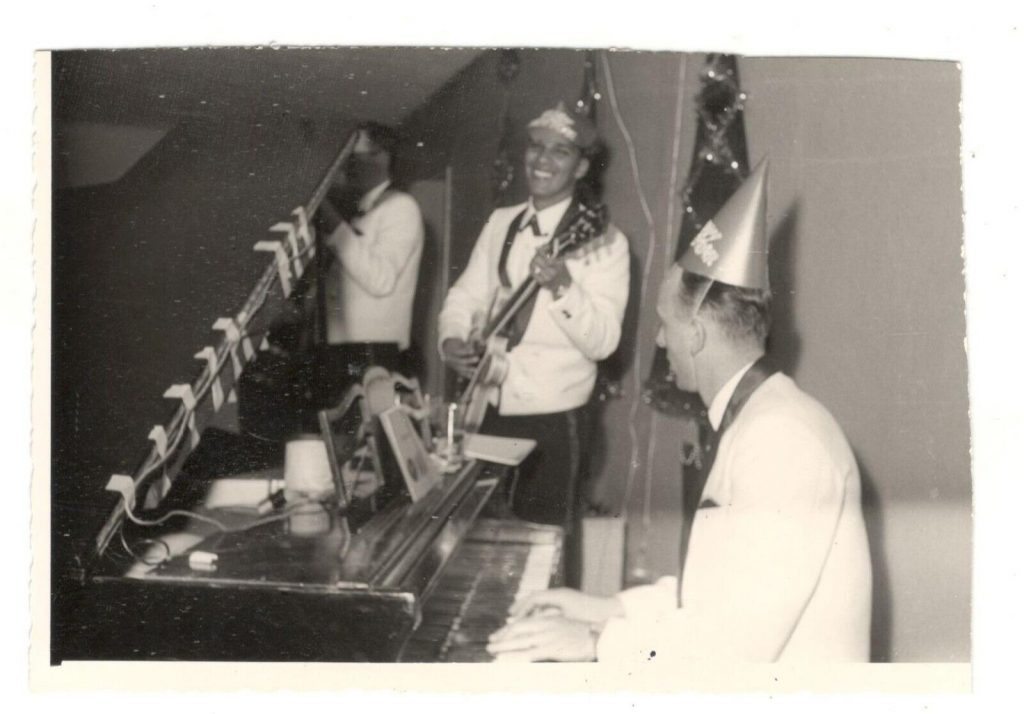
[
  {"x1": 765, "y1": 202, "x2": 894, "y2": 660},
  {"x1": 409, "y1": 211, "x2": 439, "y2": 382},
  {"x1": 766, "y1": 202, "x2": 801, "y2": 374},
  {"x1": 857, "y1": 449, "x2": 893, "y2": 662}
]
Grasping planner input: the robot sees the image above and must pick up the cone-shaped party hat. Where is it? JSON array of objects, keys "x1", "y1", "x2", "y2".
[{"x1": 678, "y1": 158, "x2": 769, "y2": 290}]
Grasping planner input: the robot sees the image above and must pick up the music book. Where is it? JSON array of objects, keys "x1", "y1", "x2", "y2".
[
  {"x1": 462, "y1": 434, "x2": 537, "y2": 467},
  {"x1": 378, "y1": 405, "x2": 442, "y2": 502}
]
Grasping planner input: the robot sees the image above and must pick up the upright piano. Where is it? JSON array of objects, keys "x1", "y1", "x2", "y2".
[
  {"x1": 58, "y1": 459, "x2": 562, "y2": 663},
  {"x1": 52, "y1": 132, "x2": 564, "y2": 664}
]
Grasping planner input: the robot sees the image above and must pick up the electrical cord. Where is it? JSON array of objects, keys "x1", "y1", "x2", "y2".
[
  {"x1": 599, "y1": 52, "x2": 658, "y2": 515},
  {"x1": 600, "y1": 51, "x2": 689, "y2": 577}
]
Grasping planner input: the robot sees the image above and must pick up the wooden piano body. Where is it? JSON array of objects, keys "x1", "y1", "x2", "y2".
[{"x1": 59, "y1": 460, "x2": 562, "y2": 663}]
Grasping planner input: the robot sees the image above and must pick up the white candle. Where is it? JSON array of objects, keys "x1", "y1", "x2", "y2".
[{"x1": 447, "y1": 403, "x2": 456, "y2": 448}]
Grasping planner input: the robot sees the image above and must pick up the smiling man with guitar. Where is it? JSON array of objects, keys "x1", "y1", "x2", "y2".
[{"x1": 439, "y1": 103, "x2": 630, "y2": 586}]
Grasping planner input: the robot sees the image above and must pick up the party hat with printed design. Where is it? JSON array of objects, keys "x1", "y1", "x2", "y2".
[{"x1": 678, "y1": 157, "x2": 769, "y2": 290}]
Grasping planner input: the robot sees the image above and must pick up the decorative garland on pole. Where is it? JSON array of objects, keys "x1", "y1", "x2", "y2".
[
  {"x1": 644, "y1": 53, "x2": 751, "y2": 416},
  {"x1": 491, "y1": 49, "x2": 521, "y2": 205}
]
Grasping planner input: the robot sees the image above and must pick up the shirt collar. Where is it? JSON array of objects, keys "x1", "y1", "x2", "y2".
[
  {"x1": 524, "y1": 195, "x2": 573, "y2": 237},
  {"x1": 359, "y1": 179, "x2": 392, "y2": 212},
  {"x1": 708, "y1": 359, "x2": 759, "y2": 431}
]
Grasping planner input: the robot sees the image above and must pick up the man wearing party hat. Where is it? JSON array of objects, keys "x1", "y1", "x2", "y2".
[
  {"x1": 487, "y1": 160, "x2": 872, "y2": 663},
  {"x1": 439, "y1": 102, "x2": 629, "y2": 586}
]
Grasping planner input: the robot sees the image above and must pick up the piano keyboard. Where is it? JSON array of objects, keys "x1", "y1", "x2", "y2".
[{"x1": 399, "y1": 519, "x2": 562, "y2": 662}]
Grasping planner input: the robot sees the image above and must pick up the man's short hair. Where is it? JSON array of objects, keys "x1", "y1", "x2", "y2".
[
  {"x1": 356, "y1": 121, "x2": 401, "y2": 168},
  {"x1": 677, "y1": 270, "x2": 773, "y2": 347}
]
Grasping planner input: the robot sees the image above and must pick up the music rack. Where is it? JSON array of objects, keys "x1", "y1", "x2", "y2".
[{"x1": 83, "y1": 131, "x2": 360, "y2": 577}]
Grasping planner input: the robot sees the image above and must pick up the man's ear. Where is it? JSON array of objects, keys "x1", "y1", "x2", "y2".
[
  {"x1": 573, "y1": 156, "x2": 591, "y2": 180},
  {"x1": 688, "y1": 318, "x2": 706, "y2": 356}
]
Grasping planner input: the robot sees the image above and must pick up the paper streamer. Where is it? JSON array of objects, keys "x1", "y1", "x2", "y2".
[
  {"x1": 143, "y1": 426, "x2": 174, "y2": 508},
  {"x1": 270, "y1": 221, "x2": 304, "y2": 278},
  {"x1": 254, "y1": 240, "x2": 293, "y2": 297},
  {"x1": 164, "y1": 384, "x2": 200, "y2": 448},
  {"x1": 194, "y1": 346, "x2": 224, "y2": 411},
  {"x1": 106, "y1": 474, "x2": 136, "y2": 510},
  {"x1": 241, "y1": 335, "x2": 255, "y2": 362},
  {"x1": 213, "y1": 318, "x2": 243, "y2": 377},
  {"x1": 143, "y1": 473, "x2": 173, "y2": 510},
  {"x1": 292, "y1": 206, "x2": 312, "y2": 251},
  {"x1": 148, "y1": 425, "x2": 168, "y2": 457}
]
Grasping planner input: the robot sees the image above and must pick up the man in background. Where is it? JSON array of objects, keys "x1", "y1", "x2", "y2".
[
  {"x1": 322, "y1": 122, "x2": 424, "y2": 360},
  {"x1": 487, "y1": 160, "x2": 872, "y2": 663}
]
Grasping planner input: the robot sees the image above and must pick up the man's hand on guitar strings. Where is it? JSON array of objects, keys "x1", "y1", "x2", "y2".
[
  {"x1": 530, "y1": 250, "x2": 572, "y2": 296},
  {"x1": 441, "y1": 337, "x2": 482, "y2": 377}
]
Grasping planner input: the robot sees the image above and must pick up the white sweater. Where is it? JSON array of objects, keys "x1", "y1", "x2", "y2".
[
  {"x1": 598, "y1": 373, "x2": 872, "y2": 663},
  {"x1": 324, "y1": 181, "x2": 424, "y2": 349},
  {"x1": 438, "y1": 198, "x2": 630, "y2": 415}
]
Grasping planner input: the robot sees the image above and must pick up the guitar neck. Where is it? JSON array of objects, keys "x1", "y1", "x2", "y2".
[
  {"x1": 479, "y1": 201, "x2": 605, "y2": 342},
  {"x1": 482, "y1": 277, "x2": 540, "y2": 342}
]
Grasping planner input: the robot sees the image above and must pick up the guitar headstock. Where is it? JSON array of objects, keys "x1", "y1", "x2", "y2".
[{"x1": 552, "y1": 201, "x2": 608, "y2": 257}]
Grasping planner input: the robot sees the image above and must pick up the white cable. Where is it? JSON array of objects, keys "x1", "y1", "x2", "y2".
[
  {"x1": 666, "y1": 55, "x2": 689, "y2": 265},
  {"x1": 641, "y1": 54, "x2": 690, "y2": 540},
  {"x1": 599, "y1": 53, "x2": 659, "y2": 527}
]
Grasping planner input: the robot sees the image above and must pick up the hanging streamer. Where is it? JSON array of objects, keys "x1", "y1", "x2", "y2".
[
  {"x1": 106, "y1": 474, "x2": 137, "y2": 510},
  {"x1": 292, "y1": 206, "x2": 312, "y2": 251},
  {"x1": 144, "y1": 425, "x2": 173, "y2": 508},
  {"x1": 148, "y1": 425, "x2": 168, "y2": 458},
  {"x1": 270, "y1": 221, "x2": 304, "y2": 279},
  {"x1": 254, "y1": 240, "x2": 293, "y2": 297},
  {"x1": 240, "y1": 334, "x2": 255, "y2": 361},
  {"x1": 213, "y1": 317, "x2": 244, "y2": 377},
  {"x1": 194, "y1": 346, "x2": 224, "y2": 411},
  {"x1": 164, "y1": 383, "x2": 200, "y2": 448}
]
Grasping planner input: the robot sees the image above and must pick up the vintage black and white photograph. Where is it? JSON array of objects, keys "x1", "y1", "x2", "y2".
[{"x1": 36, "y1": 41, "x2": 974, "y2": 681}]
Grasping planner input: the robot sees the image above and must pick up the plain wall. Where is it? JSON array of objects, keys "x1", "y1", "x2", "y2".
[
  {"x1": 56, "y1": 122, "x2": 171, "y2": 188},
  {"x1": 740, "y1": 57, "x2": 969, "y2": 661}
]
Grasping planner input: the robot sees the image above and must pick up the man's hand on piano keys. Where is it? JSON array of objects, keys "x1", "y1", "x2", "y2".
[
  {"x1": 485, "y1": 613, "x2": 596, "y2": 662},
  {"x1": 508, "y1": 587, "x2": 624, "y2": 625}
]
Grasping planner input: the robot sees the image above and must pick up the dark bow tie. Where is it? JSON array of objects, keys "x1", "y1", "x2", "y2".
[{"x1": 519, "y1": 214, "x2": 542, "y2": 236}]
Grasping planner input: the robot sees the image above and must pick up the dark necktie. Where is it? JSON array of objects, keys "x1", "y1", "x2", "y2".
[{"x1": 676, "y1": 357, "x2": 779, "y2": 607}]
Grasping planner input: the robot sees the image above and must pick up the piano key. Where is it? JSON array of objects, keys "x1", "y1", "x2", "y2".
[{"x1": 400, "y1": 519, "x2": 562, "y2": 662}]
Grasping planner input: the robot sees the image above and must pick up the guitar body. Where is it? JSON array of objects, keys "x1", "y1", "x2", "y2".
[
  {"x1": 454, "y1": 200, "x2": 609, "y2": 434},
  {"x1": 459, "y1": 335, "x2": 510, "y2": 433}
]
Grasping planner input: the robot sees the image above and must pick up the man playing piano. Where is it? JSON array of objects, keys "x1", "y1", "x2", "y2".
[
  {"x1": 438, "y1": 103, "x2": 630, "y2": 586},
  {"x1": 487, "y1": 161, "x2": 873, "y2": 663}
]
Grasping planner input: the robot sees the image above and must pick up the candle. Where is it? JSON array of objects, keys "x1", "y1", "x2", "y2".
[{"x1": 447, "y1": 403, "x2": 456, "y2": 451}]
